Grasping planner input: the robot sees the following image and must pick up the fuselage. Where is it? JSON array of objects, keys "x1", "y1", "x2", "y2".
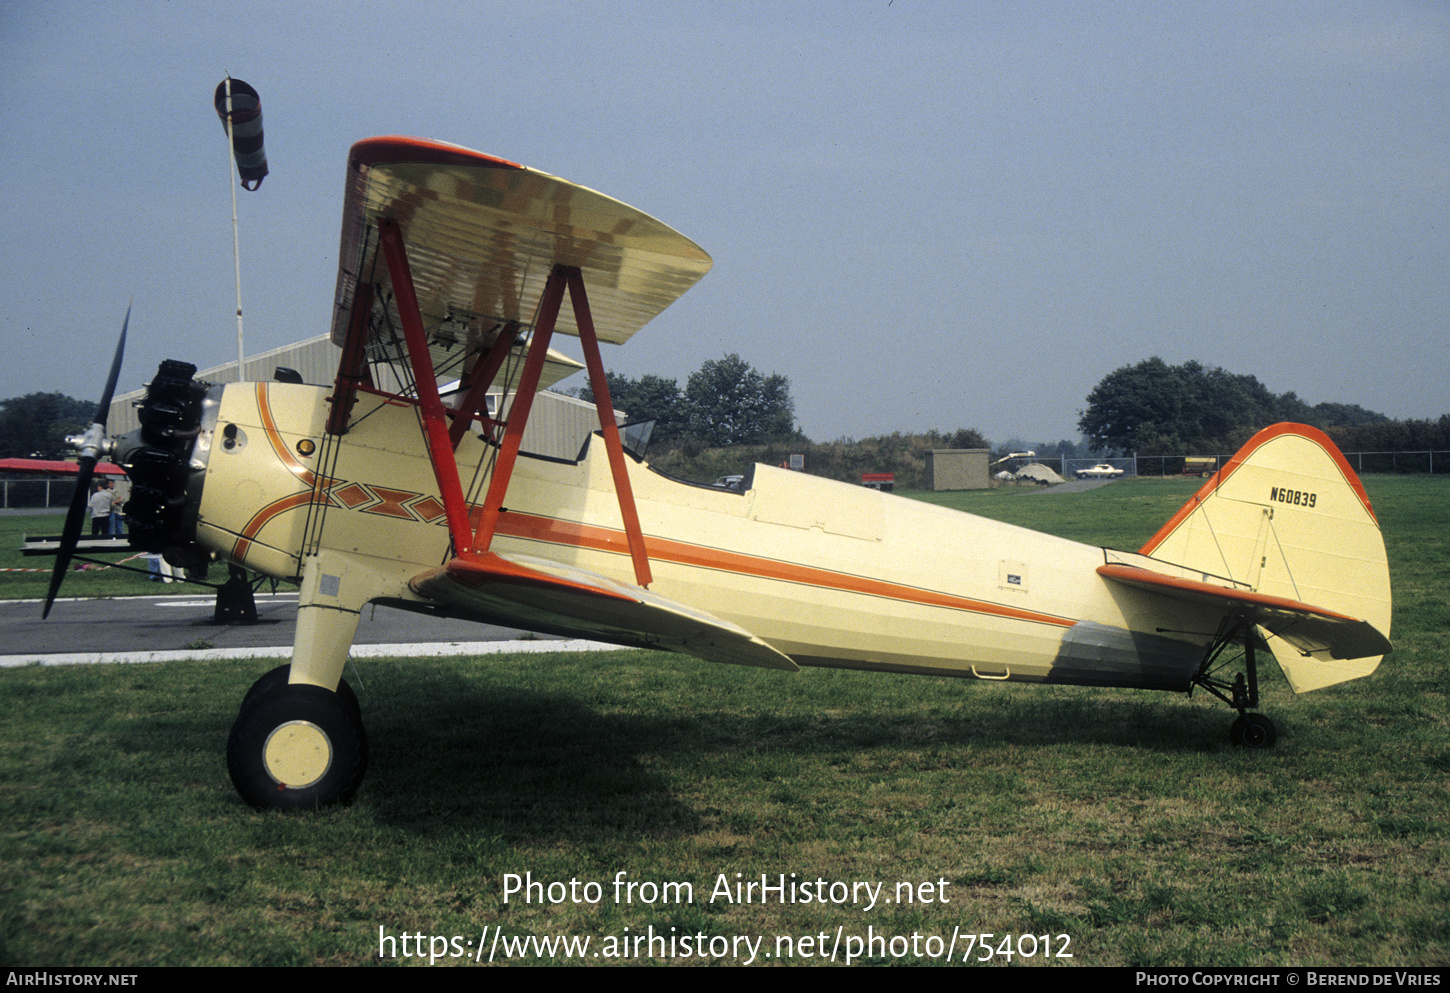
[{"x1": 190, "y1": 381, "x2": 1216, "y2": 691}]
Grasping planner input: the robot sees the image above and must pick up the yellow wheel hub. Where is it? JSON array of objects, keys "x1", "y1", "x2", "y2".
[{"x1": 263, "y1": 720, "x2": 333, "y2": 788}]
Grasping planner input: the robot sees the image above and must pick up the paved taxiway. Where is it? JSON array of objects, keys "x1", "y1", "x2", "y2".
[{"x1": 0, "y1": 592, "x2": 613, "y2": 666}]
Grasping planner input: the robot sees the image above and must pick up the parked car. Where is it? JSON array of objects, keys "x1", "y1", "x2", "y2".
[{"x1": 1075, "y1": 463, "x2": 1125, "y2": 480}]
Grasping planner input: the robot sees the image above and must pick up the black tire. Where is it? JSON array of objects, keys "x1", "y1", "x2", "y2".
[
  {"x1": 227, "y1": 683, "x2": 368, "y2": 810},
  {"x1": 239, "y1": 664, "x2": 361, "y2": 718},
  {"x1": 1229, "y1": 713, "x2": 1277, "y2": 749}
]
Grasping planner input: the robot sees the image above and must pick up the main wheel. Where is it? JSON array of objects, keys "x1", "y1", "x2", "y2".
[
  {"x1": 227, "y1": 683, "x2": 368, "y2": 809},
  {"x1": 239, "y1": 664, "x2": 361, "y2": 718},
  {"x1": 1229, "y1": 713, "x2": 1277, "y2": 748}
]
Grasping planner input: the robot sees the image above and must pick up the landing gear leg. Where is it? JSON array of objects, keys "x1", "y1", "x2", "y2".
[
  {"x1": 1190, "y1": 615, "x2": 1279, "y2": 749},
  {"x1": 223, "y1": 551, "x2": 410, "y2": 808},
  {"x1": 225, "y1": 565, "x2": 369, "y2": 810}
]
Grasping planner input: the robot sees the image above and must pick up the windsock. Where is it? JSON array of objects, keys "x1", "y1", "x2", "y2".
[{"x1": 214, "y1": 78, "x2": 268, "y2": 190}]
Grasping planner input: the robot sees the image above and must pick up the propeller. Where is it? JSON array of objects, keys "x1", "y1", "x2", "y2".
[{"x1": 43, "y1": 306, "x2": 129, "y2": 619}]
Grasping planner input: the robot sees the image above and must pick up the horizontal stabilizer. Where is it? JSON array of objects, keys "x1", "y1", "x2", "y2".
[
  {"x1": 1098, "y1": 562, "x2": 1391, "y2": 662},
  {"x1": 410, "y1": 551, "x2": 797, "y2": 671}
]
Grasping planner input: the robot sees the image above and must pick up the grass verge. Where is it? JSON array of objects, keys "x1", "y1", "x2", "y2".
[{"x1": 0, "y1": 477, "x2": 1445, "y2": 966}]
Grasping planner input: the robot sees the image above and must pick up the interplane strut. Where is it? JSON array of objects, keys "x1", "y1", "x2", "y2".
[
  {"x1": 378, "y1": 218, "x2": 475, "y2": 556},
  {"x1": 338, "y1": 227, "x2": 654, "y2": 586}
]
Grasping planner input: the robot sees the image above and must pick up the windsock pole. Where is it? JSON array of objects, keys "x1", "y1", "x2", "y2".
[{"x1": 222, "y1": 75, "x2": 246, "y2": 380}]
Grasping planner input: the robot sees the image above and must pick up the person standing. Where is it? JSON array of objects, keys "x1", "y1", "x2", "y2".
[
  {"x1": 109, "y1": 479, "x2": 128, "y2": 536},
  {"x1": 88, "y1": 480, "x2": 113, "y2": 537}
]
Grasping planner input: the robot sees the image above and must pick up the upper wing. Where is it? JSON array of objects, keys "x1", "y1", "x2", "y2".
[
  {"x1": 410, "y1": 550, "x2": 797, "y2": 671},
  {"x1": 331, "y1": 136, "x2": 713, "y2": 385}
]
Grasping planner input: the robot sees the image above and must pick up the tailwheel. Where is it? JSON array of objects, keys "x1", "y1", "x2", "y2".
[
  {"x1": 1229, "y1": 712, "x2": 1277, "y2": 749},
  {"x1": 227, "y1": 681, "x2": 368, "y2": 809}
]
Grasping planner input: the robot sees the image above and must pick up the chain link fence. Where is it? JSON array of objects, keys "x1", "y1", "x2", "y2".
[
  {"x1": 1058, "y1": 452, "x2": 1450, "y2": 478},
  {"x1": 1, "y1": 475, "x2": 70, "y2": 510}
]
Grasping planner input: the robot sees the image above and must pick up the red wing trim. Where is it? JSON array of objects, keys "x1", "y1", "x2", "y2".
[
  {"x1": 1140, "y1": 423, "x2": 1376, "y2": 556},
  {"x1": 496, "y1": 510, "x2": 1076, "y2": 629},
  {"x1": 348, "y1": 136, "x2": 523, "y2": 173},
  {"x1": 1097, "y1": 562, "x2": 1363, "y2": 623},
  {"x1": 444, "y1": 551, "x2": 634, "y2": 603}
]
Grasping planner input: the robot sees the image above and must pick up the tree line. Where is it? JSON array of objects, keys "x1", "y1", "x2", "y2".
[
  {"x1": 0, "y1": 393, "x2": 94, "y2": 459},
  {"x1": 570, "y1": 354, "x2": 989, "y2": 487},
  {"x1": 4, "y1": 355, "x2": 1443, "y2": 480},
  {"x1": 575, "y1": 353, "x2": 798, "y2": 448},
  {"x1": 1075, "y1": 357, "x2": 1429, "y2": 456}
]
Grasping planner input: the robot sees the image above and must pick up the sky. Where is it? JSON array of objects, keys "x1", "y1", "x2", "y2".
[{"x1": 2, "y1": 0, "x2": 1446, "y2": 447}]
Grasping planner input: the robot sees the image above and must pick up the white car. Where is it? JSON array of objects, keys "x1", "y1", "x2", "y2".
[{"x1": 1075, "y1": 463, "x2": 1125, "y2": 480}]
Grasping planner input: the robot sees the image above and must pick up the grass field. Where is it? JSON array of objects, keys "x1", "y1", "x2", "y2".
[{"x1": 0, "y1": 477, "x2": 1445, "y2": 967}]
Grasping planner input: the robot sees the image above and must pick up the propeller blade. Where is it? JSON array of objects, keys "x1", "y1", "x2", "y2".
[
  {"x1": 42, "y1": 455, "x2": 97, "y2": 619},
  {"x1": 94, "y1": 305, "x2": 129, "y2": 420},
  {"x1": 43, "y1": 307, "x2": 129, "y2": 619}
]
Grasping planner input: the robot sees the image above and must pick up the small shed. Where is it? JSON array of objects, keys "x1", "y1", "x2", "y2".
[{"x1": 926, "y1": 449, "x2": 989, "y2": 491}]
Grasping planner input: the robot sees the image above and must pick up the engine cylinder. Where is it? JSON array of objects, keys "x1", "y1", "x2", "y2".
[{"x1": 116, "y1": 360, "x2": 213, "y2": 555}]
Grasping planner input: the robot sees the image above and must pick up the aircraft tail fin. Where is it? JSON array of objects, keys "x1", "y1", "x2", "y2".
[{"x1": 1138, "y1": 424, "x2": 1391, "y2": 692}]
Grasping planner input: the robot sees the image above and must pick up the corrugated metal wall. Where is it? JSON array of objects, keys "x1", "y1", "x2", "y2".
[
  {"x1": 108, "y1": 336, "x2": 341, "y2": 436},
  {"x1": 492, "y1": 390, "x2": 624, "y2": 462}
]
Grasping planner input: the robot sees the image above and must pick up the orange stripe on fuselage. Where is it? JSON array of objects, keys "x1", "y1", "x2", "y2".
[
  {"x1": 232, "y1": 490, "x2": 318, "y2": 561},
  {"x1": 495, "y1": 511, "x2": 1075, "y2": 629},
  {"x1": 254, "y1": 383, "x2": 317, "y2": 485},
  {"x1": 231, "y1": 385, "x2": 1076, "y2": 628}
]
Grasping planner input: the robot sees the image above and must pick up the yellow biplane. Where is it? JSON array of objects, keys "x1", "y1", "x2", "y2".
[{"x1": 48, "y1": 137, "x2": 1392, "y2": 809}]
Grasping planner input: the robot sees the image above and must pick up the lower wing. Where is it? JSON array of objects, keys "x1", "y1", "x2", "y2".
[{"x1": 410, "y1": 550, "x2": 797, "y2": 671}]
